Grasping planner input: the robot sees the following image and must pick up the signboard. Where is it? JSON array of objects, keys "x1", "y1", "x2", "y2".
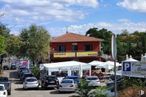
[
  {"x1": 111, "y1": 34, "x2": 117, "y2": 60},
  {"x1": 54, "y1": 52, "x2": 75, "y2": 58},
  {"x1": 122, "y1": 61, "x2": 146, "y2": 78},
  {"x1": 77, "y1": 51, "x2": 97, "y2": 57},
  {"x1": 123, "y1": 62, "x2": 131, "y2": 71},
  {"x1": 54, "y1": 51, "x2": 97, "y2": 58},
  {"x1": 19, "y1": 60, "x2": 30, "y2": 68}
]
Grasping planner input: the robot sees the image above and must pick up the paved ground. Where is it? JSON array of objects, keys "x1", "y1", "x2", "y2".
[{"x1": 3, "y1": 70, "x2": 78, "y2": 97}]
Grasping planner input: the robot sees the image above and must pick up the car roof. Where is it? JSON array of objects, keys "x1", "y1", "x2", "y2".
[
  {"x1": 86, "y1": 76, "x2": 98, "y2": 78},
  {"x1": 23, "y1": 72, "x2": 32, "y2": 74},
  {"x1": 66, "y1": 76, "x2": 79, "y2": 78},
  {"x1": 0, "y1": 84, "x2": 5, "y2": 87},
  {"x1": 62, "y1": 79, "x2": 74, "y2": 81},
  {"x1": 25, "y1": 77, "x2": 37, "y2": 79}
]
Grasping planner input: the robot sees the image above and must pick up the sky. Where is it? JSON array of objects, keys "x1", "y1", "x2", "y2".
[{"x1": 0, "y1": 0, "x2": 146, "y2": 36}]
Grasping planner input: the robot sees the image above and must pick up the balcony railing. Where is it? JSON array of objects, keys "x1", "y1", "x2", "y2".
[{"x1": 53, "y1": 51, "x2": 98, "y2": 58}]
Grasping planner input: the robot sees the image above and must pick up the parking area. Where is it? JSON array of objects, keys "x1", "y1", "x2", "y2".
[{"x1": 3, "y1": 70, "x2": 78, "y2": 97}]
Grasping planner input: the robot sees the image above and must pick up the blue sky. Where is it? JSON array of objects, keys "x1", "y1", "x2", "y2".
[{"x1": 0, "y1": 0, "x2": 146, "y2": 36}]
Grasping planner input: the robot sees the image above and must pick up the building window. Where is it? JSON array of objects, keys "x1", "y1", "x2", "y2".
[
  {"x1": 58, "y1": 45, "x2": 66, "y2": 52},
  {"x1": 72, "y1": 45, "x2": 78, "y2": 52},
  {"x1": 84, "y1": 44, "x2": 93, "y2": 51}
]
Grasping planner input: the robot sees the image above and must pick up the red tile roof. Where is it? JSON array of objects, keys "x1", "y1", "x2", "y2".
[{"x1": 51, "y1": 32, "x2": 103, "y2": 43}]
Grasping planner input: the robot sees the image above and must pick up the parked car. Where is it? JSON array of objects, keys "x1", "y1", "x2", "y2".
[
  {"x1": 3, "y1": 65, "x2": 9, "y2": 70},
  {"x1": 41, "y1": 75, "x2": 59, "y2": 89},
  {"x1": 17, "y1": 67, "x2": 28, "y2": 77},
  {"x1": 0, "y1": 84, "x2": 7, "y2": 97},
  {"x1": 23, "y1": 77, "x2": 39, "y2": 89},
  {"x1": 19, "y1": 68, "x2": 31, "y2": 78},
  {"x1": 20, "y1": 73, "x2": 34, "y2": 81},
  {"x1": 64, "y1": 76, "x2": 80, "y2": 85},
  {"x1": 10, "y1": 64, "x2": 16, "y2": 70},
  {"x1": 85, "y1": 76, "x2": 101, "y2": 87},
  {"x1": 58, "y1": 79, "x2": 77, "y2": 92},
  {"x1": 0, "y1": 77, "x2": 11, "y2": 95}
]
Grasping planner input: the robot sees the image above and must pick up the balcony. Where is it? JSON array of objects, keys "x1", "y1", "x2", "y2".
[{"x1": 53, "y1": 51, "x2": 98, "y2": 58}]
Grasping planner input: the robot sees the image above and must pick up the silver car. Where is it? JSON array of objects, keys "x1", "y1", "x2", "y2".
[
  {"x1": 23, "y1": 77, "x2": 39, "y2": 89},
  {"x1": 85, "y1": 76, "x2": 101, "y2": 87},
  {"x1": 58, "y1": 79, "x2": 77, "y2": 92}
]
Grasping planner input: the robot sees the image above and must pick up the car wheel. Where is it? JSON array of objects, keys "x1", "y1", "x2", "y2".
[{"x1": 8, "y1": 90, "x2": 11, "y2": 95}]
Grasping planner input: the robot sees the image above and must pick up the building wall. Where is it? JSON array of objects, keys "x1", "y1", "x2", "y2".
[{"x1": 50, "y1": 41, "x2": 100, "y2": 52}]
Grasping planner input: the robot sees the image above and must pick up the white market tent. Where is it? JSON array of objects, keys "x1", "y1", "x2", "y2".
[
  {"x1": 123, "y1": 57, "x2": 139, "y2": 62},
  {"x1": 40, "y1": 61, "x2": 91, "y2": 77},
  {"x1": 89, "y1": 60, "x2": 121, "y2": 70},
  {"x1": 104, "y1": 61, "x2": 121, "y2": 70},
  {"x1": 89, "y1": 61, "x2": 105, "y2": 68}
]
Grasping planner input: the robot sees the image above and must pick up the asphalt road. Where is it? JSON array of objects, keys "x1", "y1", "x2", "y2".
[{"x1": 3, "y1": 70, "x2": 78, "y2": 97}]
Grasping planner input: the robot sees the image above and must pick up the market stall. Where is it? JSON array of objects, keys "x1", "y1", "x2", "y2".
[{"x1": 40, "y1": 61, "x2": 91, "y2": 78}]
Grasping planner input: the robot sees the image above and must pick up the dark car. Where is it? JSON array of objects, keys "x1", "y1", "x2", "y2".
[
  {"x1": 19, "y1": 68, "x2": 31, "y2": 78},
  {"x1": 20, "y1": 73, "x2": 34, "y2": 81},
  {"x1": 3, "y1": 65, "x2": 9, "y2": 70},
  {"x1": 18, "y1": 67, "x2": 30, "y2": 77},
  {"x1": 0, "y1": 77, "x2": 11, "y2": 95},
  {"x1": 41, "y1": 75, "x2": 59, "y2": 89}
]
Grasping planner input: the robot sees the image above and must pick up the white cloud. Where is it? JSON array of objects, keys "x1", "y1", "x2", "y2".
[
  {"x1": 0, "y1": 0, "x2": 98, "y2": 24},
  {"x1": 117, "y1": 0, "x2": 146, "y2": 12},
  {"x1": 49, "y1": 20, "x2": 146, "y2": 36}
]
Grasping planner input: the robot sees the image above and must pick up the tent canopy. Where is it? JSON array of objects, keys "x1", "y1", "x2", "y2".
[
  {"x1": 89, "y1": 61, "x2": 105, "y2": 68},
  {"x1": 89, "y1": 60, "x2": 121, "y2": 70},
  {"x1": 40, "y1": 61, "x2": 90, "y2": 71},
  {"x1": 104, "y1": 61, "x2": 121, "y2": 70},
  {"x1": 124, "y1": 58, "x2": 138, "y2": 62}
]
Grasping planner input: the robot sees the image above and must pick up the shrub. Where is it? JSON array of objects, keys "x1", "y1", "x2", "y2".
[{"x1": 31, "y1": 65, "x2": 40, "y2": 79}]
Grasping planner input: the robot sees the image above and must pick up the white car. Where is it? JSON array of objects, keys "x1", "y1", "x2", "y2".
[
  {"x1": 85, "y1": 76, "x2": 101, "y2": 87},
  {"x1": 58, "y1": 79, "x2": 77, "y2": 92},
  {"x1": 0, "y1": 84, "x2": 7, "y2": 97},
  {"x1": 23, "y1": 77, "x2": 39, "y2": 89}
]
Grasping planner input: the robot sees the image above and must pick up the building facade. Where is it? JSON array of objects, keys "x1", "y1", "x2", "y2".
[{"x1": 50, "y1": 32, "x2": 103, "y2": 62}]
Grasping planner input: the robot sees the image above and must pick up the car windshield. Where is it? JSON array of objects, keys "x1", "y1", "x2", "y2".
[
  {"x1": 47, "y1": 76, "x2": 56, "y2": 80},
  {"x1": 26, "y1": 78, "x2": 37, "y2": 82},
  {"x1": 61, "y1": 80, "x2": 73, "y2": 83},
  {"x1": 66, "y1": 77, "x2": 79, "y2": 83},
  {"x1": 24, "y1": 74, "x2": 33, "y2": 78},
  {"x1": 0, "y1": 77, "x2": 8, "y2": 82},
  {"x1": 0, "y1": 86, "x2": 4, "y2": 91},
  {"x1": 21, "y1": 69, "x2": 29, "y2": 73},
  {"x1": 87, "y1": 77, "x2": 98, "y2": 80}
]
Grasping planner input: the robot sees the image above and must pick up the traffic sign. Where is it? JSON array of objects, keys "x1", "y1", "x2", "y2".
[{"x1": 123, "y1": 62, "x2": 131, "y2": 71}]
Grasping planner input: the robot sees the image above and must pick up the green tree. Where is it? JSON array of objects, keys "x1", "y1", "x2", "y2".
[
  {"x1": 0, "y1": 23, "x2": 10, "y2": 37},
  {"x1": 76, "y1": 79, "x2": 93, "y2": 97},
  {"x1": 20, "y1": 24, "x2": 50, "y2": 64},
  {"x1": 6, "y1": 35, "x2": 22, "y2": 56},
  {"x1": 0, "y1": 35, "x2": 6, "y2": 54},
  {"x1": 0, "y1": 35, "x2": 6, "y2": 73},
  {"x1": 117, "y1": 30, "x2": 146, "y2": 61},
  {"x1": 31, "y1": 65, "x2": 40, "y2": 79},
  {"x1": 86, "y1": 28, "x2": 112, "y2": 55}
]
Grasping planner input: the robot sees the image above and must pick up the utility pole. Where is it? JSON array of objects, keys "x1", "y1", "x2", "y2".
[{"x1": 111, "y1": 33, "x2": 117, "y2": 97}]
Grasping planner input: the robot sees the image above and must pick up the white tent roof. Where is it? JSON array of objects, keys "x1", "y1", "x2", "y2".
[
  {"x1": 124, "y1": 57, "x2": 139, "y2": 62},
  {"x1": 103, "y1": 61, "x2": 122, "y2": 70},
  {"x1": 89, "y1": 61, "x2": 105, "y2": 68},
  {"x1": 40, "y1": 61, "x2": 90, "y2": 71},
  {"x1": 89, "y1": 60, "x2": 121, "y2": 70}
]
